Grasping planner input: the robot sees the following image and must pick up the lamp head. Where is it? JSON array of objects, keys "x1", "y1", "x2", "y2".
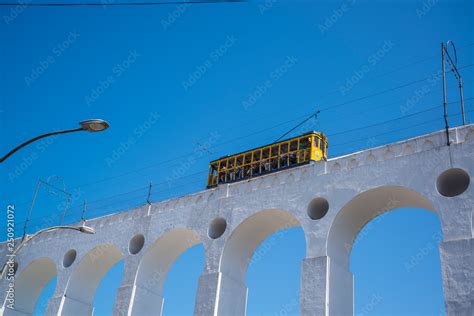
[
  {"x1": 78, "y1": 225, "x2": 96, "y2": 234},
  {"x1": 79, "y1": 119, "x2": 109, "y2": 132}
]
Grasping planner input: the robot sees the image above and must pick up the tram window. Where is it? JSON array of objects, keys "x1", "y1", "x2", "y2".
[
  {"x1": 300, "y1": 137, "x2": 310, "y2": 149},
  {"x1": 280, "y1": 143, "x2": 289, "y2": 167},
  {"x1": 288, "y1": 141, "x2": 297, "y2": 165},
  {"x1": 315, "y1": 138, "x2": 320, "y2": 148},
  {"x1": 243, "y1": 165, "x2": 251, "y2": 178},
  {"x1": 245, "y1": 153, "x2": 252, "y2": 164},
  {"x1": 236, "y1": 155, "x2": 243, "y2": 166},
  {"x1": 251, "y1": 162, "x2": 259, "y2": 175},
  {"x1": 228, "y1": 157, "x2": 235, "y2": 169},
  {"x1": 234, "y1": 156, "x2": 243, "y2": 179},
  {"x1": 226, "y1": 158, "x2": 235, "y2": 181},
  {"x1": 271, "y1": 145, "x2": 279, "y2": 157},
  {"x1": 270, "y1": 157, "x2": 278, "y2": 170},
  {"x1": 290, "y1": 141, "x2": 298, "y2": 152},
  {"x1": 289, "y1": 152, "x2": 297, "y2": 165},
  {"x1": 253, "y1": 150, "x2": 261, "y2": 162},
  {"x1": 299, "y1": 138, "x2": 310, "y2": 162},
  {"x1": 262, "y1": 147, "x2": 270, "y2": 159},
  {"x1": 218, "y1": 160, "x2": 227, "y2": 183},
  {"x1": 219, "y1": 160, "x2": 227, "y2": 170},
  {"x1": 210, "y1": 163, "x2": 218, "y2": 184}
]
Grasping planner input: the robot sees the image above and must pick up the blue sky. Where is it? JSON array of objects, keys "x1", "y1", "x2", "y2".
[{"x1": 1, "y1": 0, "x2": 473, "y2": 315}]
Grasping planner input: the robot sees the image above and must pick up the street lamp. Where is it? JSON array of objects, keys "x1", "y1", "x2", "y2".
[
  {"x1": 79, "y1": 119, "x2": 109, "y2": 132},
  {"x1": 0, "y1": 224, "x2": 95, "y2": 278},
  {"x1": 0, "y1": 119, "x2": 109, "y2": 163}
]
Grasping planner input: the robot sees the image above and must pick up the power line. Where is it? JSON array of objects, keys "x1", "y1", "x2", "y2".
[
  {"x1": 319, "y1": 63, "x2": 474, "y2": 113},
  {"x1": 9, "y1": 113, "x2": 468, "y2": 233},
  {"x1": 9, "y1": 73, "x2": 473, "y2": 208},
  {"x1": 10, "y1": 174, "x2": 206, "y2": 230},
  {"x1": 8, "y1": 55, "x2": 474, "y2": 207},
  {"x1": 332, "y1": 108, "x2": 474, "y2": 155},
  {"x1": 350, "y1": 42, "x2": 474, "y2": 84},
  {"x1": 329, "y1": 97, "x2": 474, "y2": 138},
  {"x1": 328, "y1": 105, "x2": 441, "y2": 137},
  {"x1": 331, "y1": 118, "x2": 442, "y2": 149},
  {"x1": 20, "y1": 97, "x2": 471, "y2": 219},
  {"x1": 8, "y1": 103, "x2": 473, "y2": 233},
  {"x1": 8, "y1": 53, "x2": 471, "y2": 200},
  {"x1": 0, "y1": 0, "x2": 243, "y2": 6}
]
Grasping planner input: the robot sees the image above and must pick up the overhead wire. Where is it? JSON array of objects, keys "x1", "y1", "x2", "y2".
[
  {"x1": 9, "y1": 71, "x2": 474, "y2": 210},
  {"x1": 9, "y1": 53, "x2": 474, "y2": 207},
  {"x1": 0, "y1": 0, "x2": 243, "y2": 6},
  {"x1": 7, "y1": 50, "x2": 474, "y2": 220}
]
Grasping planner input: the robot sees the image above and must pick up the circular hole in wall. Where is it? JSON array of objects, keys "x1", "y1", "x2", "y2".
[
  {"x1": 129, "y1": 234, "x2": 145, "y2": 255},
  {"x1": 307, "y1": 197, "x2": 329, "y2": 220},
  {"x1": 436, "y1": 168, "x2": 470, "y2": 197},
  {"x1": 208, "y1": 217, "x2": 227, "y2": 239},
  {"x1": 63, "y1": 249, "x2": 77, "y2": 268}
]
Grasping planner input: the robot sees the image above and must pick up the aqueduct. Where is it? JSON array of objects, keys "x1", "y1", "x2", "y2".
[{"x1": 1, "y1": 125, "x2": 473, "y2": 315}]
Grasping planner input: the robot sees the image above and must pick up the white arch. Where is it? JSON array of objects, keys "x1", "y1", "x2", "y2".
[
  {"x1": 327, "y1": 185, "x2": 436, "y2": 270},
  {"x1": 59, "y1": 244, "x2": 123, "y2": 315},
  {"x1": 220, "y1": 209, "x2": 303, "y2": 283},
  {"x1": 130, "y1": 228, "x2": 202, "y2": 315},
  {"x1": 2, "y1": 257, "x2": 56, "y2": 316},
  {"x1": 215, "y1": 209, "x2": 304, "y2": 315}
]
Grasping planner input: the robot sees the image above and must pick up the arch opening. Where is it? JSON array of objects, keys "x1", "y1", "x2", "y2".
[
  {"x1": 350, "y1": 208, "x2": 445, "y2": 315},
  {"x1": 60, "y1": 244, "x2": 123, "y2": 315},
  {"x1": 327, "y1": 186, "x2": 436, "y2": 270},
  {"x1": 162, "y1": 244, "x2": 205, "y2": 315},
  {"x1": 246, "y1": 226, "x2": 305, "y2": 315},
  {"x1": 94, "y1": 259, "x2": 124, "y2": 315},
  {"x1": 221, "y1": 209, "x2": 303, "y2": 282},
  {"x1": 2, "y1": 257, "x2": 56, "y2": 316},
  {"x1": 34, "y1": 276, "x2": 57, "y2": 315},
  {"x1": 326, "y1": 186, "x2": 443, "y2": 315},
  {"x1": 218, "y1": 209, "x2": 305, "y2": 314},
  {"x1": 131, "y1": 228, "x2": 203, "y2": 315}
]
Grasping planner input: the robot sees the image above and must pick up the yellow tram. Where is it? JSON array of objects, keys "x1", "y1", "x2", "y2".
[{"x1": 207, "y1": 131, "x2": 328, "y2": 188}]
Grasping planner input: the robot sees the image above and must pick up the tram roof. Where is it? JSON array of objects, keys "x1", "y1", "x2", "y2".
[{"x1": 210, "y1": 130, "x2": 327, "y2": 163}]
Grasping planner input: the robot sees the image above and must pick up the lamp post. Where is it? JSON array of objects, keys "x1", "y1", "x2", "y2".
[
  {"x1": 0, "y1": 119, "x2": 109, "y2": 163},
  {"x1": 1, "y1": 224, "x2": 95, "y2": 279}
]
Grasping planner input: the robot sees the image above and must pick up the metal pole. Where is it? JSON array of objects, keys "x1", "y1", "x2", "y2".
[
  {"x1": 445, "y1": 40, "x2": 466, "y2": 126},
  {"x1": 147, "y1": 181, "x2": 152, "y2": 205},
  {"x1": 40, "y1": 178, "x2": 72, "y2": 225},
  {"x1": 23, "y1": 181, "x2": 42, "y2": 239},
  {"x1": 441, "y1": 43, "x2": 450, "y2": 146},
  {"x1": 274, "y1": 110, "x2": 320, "y2": 143},
  {"x1": 459, "y1": 77, "x2": 466, "y2": 125},
  {"x1": 59, "y1": 190, "x2": 71, "y2": 225},
  {"x1": 81, "y1": 200, "x2": 87, "y2": 222}
]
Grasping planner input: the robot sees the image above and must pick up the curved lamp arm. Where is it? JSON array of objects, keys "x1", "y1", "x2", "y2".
[
  {"x1": 0, "y1": 128, "x2": 83, "y2": 163},
  {"x1": 0, "y1": 119, "x2": 109, "y2": 163}
]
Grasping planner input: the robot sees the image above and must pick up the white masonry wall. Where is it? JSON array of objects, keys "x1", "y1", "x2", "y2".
[{"x1": 1, "y1": 124, "x2": 473, "y2": 316}]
